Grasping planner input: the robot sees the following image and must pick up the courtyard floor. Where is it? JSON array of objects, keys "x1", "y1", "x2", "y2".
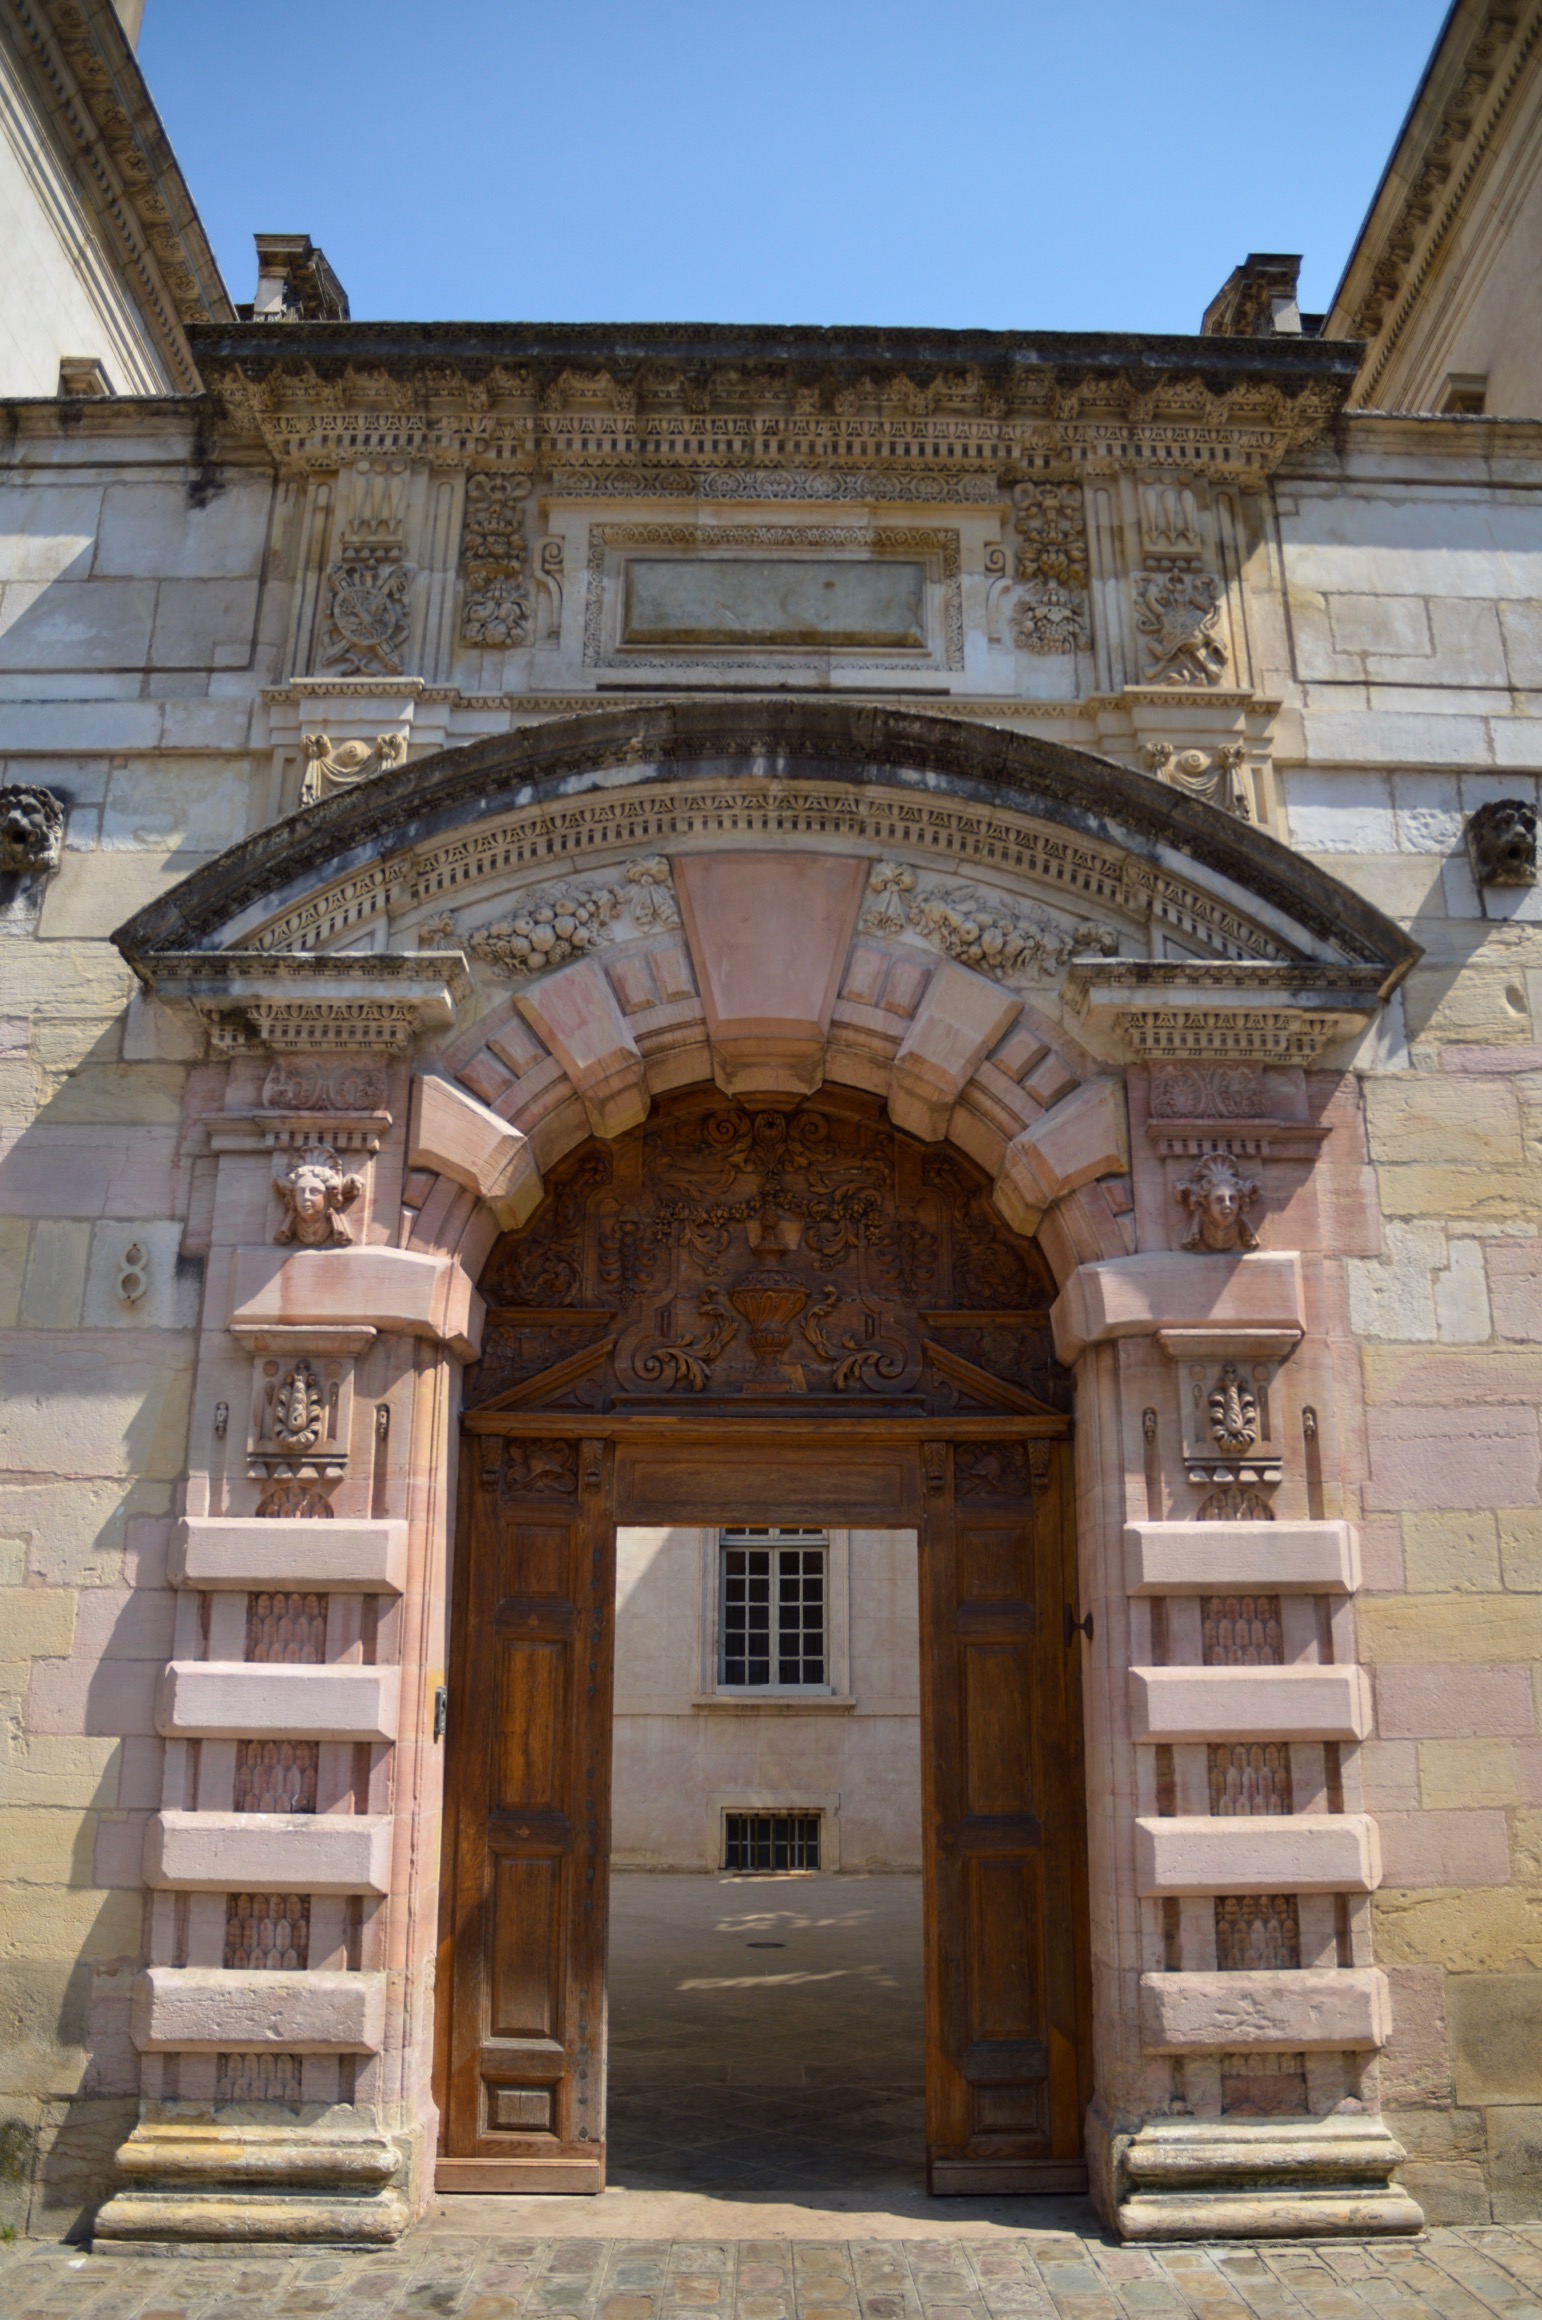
[{"x1": 5, "y1": 2226, "x2": 1542, "y2": 2320}]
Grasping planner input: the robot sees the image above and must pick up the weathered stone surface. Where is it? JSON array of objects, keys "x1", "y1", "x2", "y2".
[
  {"x1": 1448, "y1": 1973, "x2": 1542, "y2": 2105},
  {"x1": 1139, "y1": 1967, "x2": 1390, "y2": 2052}
]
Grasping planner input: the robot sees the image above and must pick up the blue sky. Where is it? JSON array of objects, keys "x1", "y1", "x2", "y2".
[{"x1": 139, "y1": 1, "x2": 1451, "y2": 334}]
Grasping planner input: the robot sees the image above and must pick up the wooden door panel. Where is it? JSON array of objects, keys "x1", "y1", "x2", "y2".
[
  {"x1": 489, "y1": 1855, "x2": 561, "y2": 2038},
  {"x1": 438, "y1": 1436, "x2": 613, "y2": 2193},
  {"x1": 921, "y1": 1438, "x2": 1089, "y2": 2196}
]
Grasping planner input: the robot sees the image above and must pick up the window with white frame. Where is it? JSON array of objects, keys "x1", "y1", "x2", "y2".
[{"x1": 718, "y1": 1527, "x2": 827, "y2": 1688}]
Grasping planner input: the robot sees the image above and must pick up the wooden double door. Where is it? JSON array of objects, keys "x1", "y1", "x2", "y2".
[{"x1": 436, "y1": 1423, "x2": 1091, "y2": 2196}]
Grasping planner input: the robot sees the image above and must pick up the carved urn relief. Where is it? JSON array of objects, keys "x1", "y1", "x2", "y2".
[{"x1": 468, "y1": 1087, "x2": 1069, "y2": 1420}]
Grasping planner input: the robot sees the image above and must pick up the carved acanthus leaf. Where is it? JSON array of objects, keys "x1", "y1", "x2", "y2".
[
  {"x1": 858, "y1": 861, "x2": 1117, "y2": 982},
  {"x1": 465, "y1": 857, "x2": 679, "y2": 977}
]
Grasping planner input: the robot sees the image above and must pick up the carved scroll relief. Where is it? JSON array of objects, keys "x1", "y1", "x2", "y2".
[{"x1": 1010, "y1": 481, "x2": 1090, "y2": 654}]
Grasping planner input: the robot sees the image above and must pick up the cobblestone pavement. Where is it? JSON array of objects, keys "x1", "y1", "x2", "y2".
[{"x1": 2, "y1": 2226, "x2": 1541, "y2": 2320}]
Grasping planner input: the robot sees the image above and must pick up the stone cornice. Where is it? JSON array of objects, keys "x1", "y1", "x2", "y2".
[
  {"x1": 1327, "y1": 0, "x2": 1542, "y2": 403},
  {"x1": 3, "y1": 0, "x2": 233, "y2": 391},
  {"x1": 190, "y1": 321, "x2": 1363, "y2": 482}
]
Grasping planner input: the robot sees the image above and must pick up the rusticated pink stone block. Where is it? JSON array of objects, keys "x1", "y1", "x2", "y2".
[
  {"x1": 133, "y1": 1967, "x2": 386, "y2": 2053},
  {"x1": 674, "y1": 851, "x2": 867, "y2": 1096},
  {"x1": 171, "y1": 1518, "x2": 408, "y2": 1594},
  {"x1": 1135, "y1": 1813, "x2": 1380, "y2": 1895},
  {"x1": 888, "y1": 961, "x2": 1018, "y2": 1142},
  {"x1": 1129, "y1": 1665, "x2": 1372, "y2": 1742},
  {"x1": 1374, "y1": 1664, "x2": 1536, "y2": 1739},
  {"x1": 228, "y1": 1245, "x2": 483, "y2": 1361},
  {"x1": 408, "y1": 1072, "x2": 542, "y2": 1229},
  {"x1": 516, "y1": 957, "x2": 648, "y2": 1138},
  {"x1": 995, "y1": 1078, "x2": 1128, "y2": 1238},
  {"x1": 145, "y1": 1811, "x2": 392, "y2": 1894},
  {"x1": 157, "y1": 1663, "x2": 399, "y2": 1742},
  {"x1": 1486, "y1": 1241, "x2": 1542, "y2": 1342},
  {"x1": 1375, "y1": 1810, "x2": 1512, "y2": 1889},
  {"x1": 1140, "y1": 1968, "x2": 1391, "y2": 2053},
  {"x1": 1364, "y1": 1405, "x2": 1541, "y2": 1512},
  {"x1": 1051, "y1": 1251, "x2": 1305, "y2": 1365},
  {"x1": 1124, "y1": 1520, "x2": 1359, "y2": 1596}
]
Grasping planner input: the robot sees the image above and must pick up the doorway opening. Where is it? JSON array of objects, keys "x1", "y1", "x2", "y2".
[{"x1": 606, "y1": 1518, "x2": 925, "y2": 2198}]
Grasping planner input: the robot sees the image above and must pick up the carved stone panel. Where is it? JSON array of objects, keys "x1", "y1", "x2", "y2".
[{"x1": 468, "y1": 1088, "x2": 1068, "y2": 1418}]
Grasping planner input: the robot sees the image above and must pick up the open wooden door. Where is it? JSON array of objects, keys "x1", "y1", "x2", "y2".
[
  {"x1": 919, "y1": 1436, "x2": 1090, "y2": 2194},
  {"x1": 437, "y1": 1433, "x2": 615, "y2": 2192}
]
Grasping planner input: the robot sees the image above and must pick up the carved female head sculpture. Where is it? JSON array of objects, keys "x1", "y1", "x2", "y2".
[
  {"x1": 1176, "y1": 1151, "x2": 1260, "y2": 1253},
  {"x1": 274, "y1": 1146, "x2": 363, "y2": 1246}
]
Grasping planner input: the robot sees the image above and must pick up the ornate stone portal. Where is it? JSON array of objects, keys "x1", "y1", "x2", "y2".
[{"x1": 99, "y1": 704, "x2": 1421, "y2": 2246}]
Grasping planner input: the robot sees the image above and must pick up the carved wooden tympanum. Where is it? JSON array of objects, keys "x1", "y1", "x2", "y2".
[{"x1": 469, "y1": 1088, "x2": 1070, "y2": 1419}]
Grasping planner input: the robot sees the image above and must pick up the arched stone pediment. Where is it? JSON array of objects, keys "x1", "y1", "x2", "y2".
[
  {"x1": 117, "y1": 701, "x2": 1414, "y2": 984},
  {"x1": 114, "y1": 702, "x2": 1418, "y2": 1288}
]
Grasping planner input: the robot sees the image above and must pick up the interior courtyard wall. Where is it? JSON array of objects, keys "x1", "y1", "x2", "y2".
[
  {"x1": 610, "y1": 1524, "x2": 923, "y2": 1872},
  {"x1": 0, "y1": 354, "x2": 1538, "y2": 2232}
]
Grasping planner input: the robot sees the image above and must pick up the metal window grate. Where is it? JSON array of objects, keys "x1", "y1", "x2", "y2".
[
  {"x1": 723, "y1": 1811, "x2": 822, "y2": 1872},
  {"x1": 720, "y1": 1527, "x2": 826, "y2": 1686}
]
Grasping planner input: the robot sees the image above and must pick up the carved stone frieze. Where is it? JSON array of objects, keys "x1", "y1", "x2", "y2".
[
  {"x1": 0, "y1": 785, "x2": 65, "y2": 876},
  {"x1": 1134, "y1": 567, "x2": 1228, "y2": 686},
  {"x1": 464, "y1": 856, "x2": 679, "y2": 978},
  {"x1": 261, "y1": 1056, "x2": 389, "y2": 1115},
  {"x1": 1010, "y1": 482, "x2": 1090, "y2": 653},
  {"x1": 301, "y1": 733, "x2": 408, "y2": 805},
  {"x1": 1150, "y1": 1062, "x2": 1268, "y2": 1119},
  {"x1": 468, "y1": 1087, "x2": 1067, "y2": 1418},
  {"x1": 858, "y1": 861, "x2": 1118, "y2": 983},
  {"x1": 460, "y1": 473, "x2": 533, "y2": 648}
]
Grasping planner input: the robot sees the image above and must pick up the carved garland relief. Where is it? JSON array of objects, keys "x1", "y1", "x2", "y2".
[{"x1": 467, "y1": 1088, "x2": 1069, "y2": 1420}]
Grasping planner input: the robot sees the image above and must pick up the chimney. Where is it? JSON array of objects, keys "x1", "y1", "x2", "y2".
[
  {"x1": 1202, "y1": 254, "x2": 1305, "y2": 338},
  {"x1": 249, "y1": 235, "x2": 350, "y2": 323}
]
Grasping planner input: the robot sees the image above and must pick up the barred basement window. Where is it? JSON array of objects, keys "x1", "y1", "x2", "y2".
[
  {"x1": 719, "y1": 1527, "x2": 826, "y2": 1686},
  {"x1": 723, "y1": 1811, "x2": 821, "y2": 1872}
]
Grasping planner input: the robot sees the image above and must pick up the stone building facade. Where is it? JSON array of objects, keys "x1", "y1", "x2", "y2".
[{"x1": 1, "y1": 0, "x2": 1540, "y2": 2249}]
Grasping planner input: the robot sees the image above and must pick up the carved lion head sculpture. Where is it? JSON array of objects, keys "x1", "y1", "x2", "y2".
[
  {"x1": 1466, "y1": 797, "x2": 1539, "y2": 887},
  {"x1": 1176, "y1": 1151, "x2": 1261, "y2": 1254},
  {"x1": 0, "y1": 784, "x2": 64, "y2": 876}
]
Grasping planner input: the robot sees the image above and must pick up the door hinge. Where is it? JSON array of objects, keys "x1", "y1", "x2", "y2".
[
  {"x1": 1063, "y1": 1605, "x2": 1094, "y2": 1646},
  {"x1": 433, "y1": 1685, "x2": 449, "y2": 1742}
]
